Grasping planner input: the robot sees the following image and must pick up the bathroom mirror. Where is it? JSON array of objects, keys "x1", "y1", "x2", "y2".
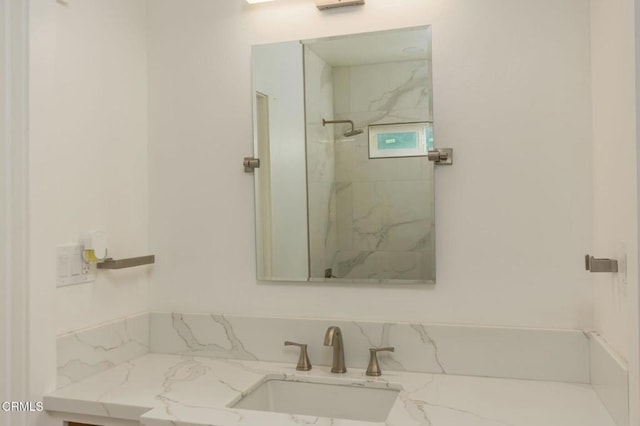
[{"x1": 251, "y1": 26, "x2": 434, "y2": 284}]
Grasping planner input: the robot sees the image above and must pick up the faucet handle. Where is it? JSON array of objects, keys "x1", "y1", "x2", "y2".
[
  {"x1": 366, "y1": 347, "x2": 395, "y2": 377},
  {"x1": 284, "y1": 341, "x2": 312, "y2": 371}
]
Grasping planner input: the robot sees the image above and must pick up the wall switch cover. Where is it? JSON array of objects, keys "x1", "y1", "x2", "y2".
[{"x1": 57, "y1": 245, "x2": 95, "y2": 287}]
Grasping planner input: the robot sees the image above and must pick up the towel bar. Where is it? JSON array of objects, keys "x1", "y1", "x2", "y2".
[{"x1": 97, "y1": 255, "x2": 155, "y2": 270}]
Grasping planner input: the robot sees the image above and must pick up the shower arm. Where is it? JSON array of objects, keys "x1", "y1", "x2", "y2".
[{"x1": 322, "y1": 118, "x2": 356, "y2": 133}]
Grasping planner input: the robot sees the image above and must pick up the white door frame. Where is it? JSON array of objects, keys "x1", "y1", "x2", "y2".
[
  {"x1": 634, "y1": 2, "x2": 640, "y2": 424},
  {"x1": 1, "y1": 0, "x2": 29, "y2": 425}
]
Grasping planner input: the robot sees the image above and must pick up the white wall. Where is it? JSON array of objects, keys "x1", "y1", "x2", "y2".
[
  {"x1": 591, "y1": 0, "x2": 640, "y2": 423},
  {"x1": 29, "y1": 0, "x2": 149, "y2": 423},
  {"x1": 148, "y1": 0, "x2": 593, "y2": 329},
  {"x1": 591, "y1": 0, "x2": 637, "y2": 365}
]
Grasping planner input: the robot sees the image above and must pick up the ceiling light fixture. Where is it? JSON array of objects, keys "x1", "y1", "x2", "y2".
[{"x1": 316, "y1": 0, "x2": 365, "y2": 10}]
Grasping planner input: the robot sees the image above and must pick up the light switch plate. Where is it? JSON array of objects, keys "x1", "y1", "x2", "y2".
[
  {"x1": 57, "y1": 245, "x2": 95, "y2": 287},
  {"x1": 316, "y1": 0, "x2": 364, "y2": 10}
]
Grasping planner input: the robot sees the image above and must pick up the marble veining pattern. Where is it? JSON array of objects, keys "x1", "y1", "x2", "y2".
[
  {"x1": 329, "y1": 59, "x2": 435, "y2": 281},
  {"x1": 162, "y1": 313, "x2": 258, "y2": 360},
  {"x1": 44, "y1": 353, "x2": 615, "y2": 426},
  {"x1": 305, "y1": 55, "x2": 435, "y2": 280},
  {"x1": 410, "y1": 324, "x2": 446, "y2": 374},
  {"x1": 150, "y1": 313, "x2": 590, "y2": 384},
  {"x1": 360, "y1": 62, "x2": 431, "y2": 126},
  {"x1": 56, "y1": 313, "x2": 149, "y2": 388}
]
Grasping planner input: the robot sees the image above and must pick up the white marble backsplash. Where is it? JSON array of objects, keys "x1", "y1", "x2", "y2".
[
  {"x1": 590, "y1": 332, "x2": 629, "y2": 426},
  {"x1": 57, "y1": 312, "x2": 149, "y2": 388},
  {"x1": 149, "y1": 312, "x2": 589, "y2": 383},
  {"x1": 58, "y1": 312, "x2": 614, "y2": 390}
]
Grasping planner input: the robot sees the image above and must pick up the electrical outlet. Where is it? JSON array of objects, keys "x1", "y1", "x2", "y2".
[{"x1": 57, "y1": 245, "x2": 95, "y2": 287}]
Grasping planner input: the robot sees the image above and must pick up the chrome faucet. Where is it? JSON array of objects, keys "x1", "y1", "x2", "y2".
[{"x1": 323, "y1": 326, "x2": 346, "y2": 373}]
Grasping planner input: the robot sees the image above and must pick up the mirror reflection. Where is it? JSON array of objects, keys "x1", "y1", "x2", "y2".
[{"x1": 252, "y1": 26, "x2": 435, "y2": 284}]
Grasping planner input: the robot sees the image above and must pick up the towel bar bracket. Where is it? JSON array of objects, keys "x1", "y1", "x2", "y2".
[{"x1": 585, "y1": 255, "x2": 618, "y2": 273}]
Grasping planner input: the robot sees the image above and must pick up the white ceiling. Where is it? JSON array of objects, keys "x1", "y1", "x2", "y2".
[{"x1": 303, "y1": 26, "x2": 431, "y2": 67}]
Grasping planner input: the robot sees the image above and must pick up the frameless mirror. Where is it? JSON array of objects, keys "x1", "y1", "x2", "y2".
[{"x1": 252, "y1": 26, "x2": 434, "y2": 284}]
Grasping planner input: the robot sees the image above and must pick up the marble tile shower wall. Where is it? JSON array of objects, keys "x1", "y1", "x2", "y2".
[
  {"x1": 332, "y1": 60, "x2": 435, "y2": 280},
  {"x1": 305, "y1": 47, "x2": 338, "y2": 278}
]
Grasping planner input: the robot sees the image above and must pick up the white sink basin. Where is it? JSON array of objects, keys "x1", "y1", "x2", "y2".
[{"x1": 231, "y1": 379, "x2": 400, "y2": 422}]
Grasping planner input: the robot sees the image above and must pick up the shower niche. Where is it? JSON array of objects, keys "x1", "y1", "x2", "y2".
[{"x1": 251, "y1": 26, "x2": 435, "y2": 284}]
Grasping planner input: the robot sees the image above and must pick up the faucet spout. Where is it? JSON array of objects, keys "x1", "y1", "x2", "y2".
[{"x1": 323, "y1": 326, "x2": 346, "y2": 373}]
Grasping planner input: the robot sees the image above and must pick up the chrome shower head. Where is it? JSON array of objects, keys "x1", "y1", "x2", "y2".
[{"x1": 322, "y1": 118, "x2": 363, "y2": 138}]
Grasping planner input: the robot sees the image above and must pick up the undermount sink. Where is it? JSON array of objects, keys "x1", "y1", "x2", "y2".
[{"x1": 231, "y1": 379, "x2": 401, "y2": 422}]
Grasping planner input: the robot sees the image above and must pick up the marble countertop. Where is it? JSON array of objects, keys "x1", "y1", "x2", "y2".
[{"x1": 44, "y1": 353, "x2": 616, "y2": 426}]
